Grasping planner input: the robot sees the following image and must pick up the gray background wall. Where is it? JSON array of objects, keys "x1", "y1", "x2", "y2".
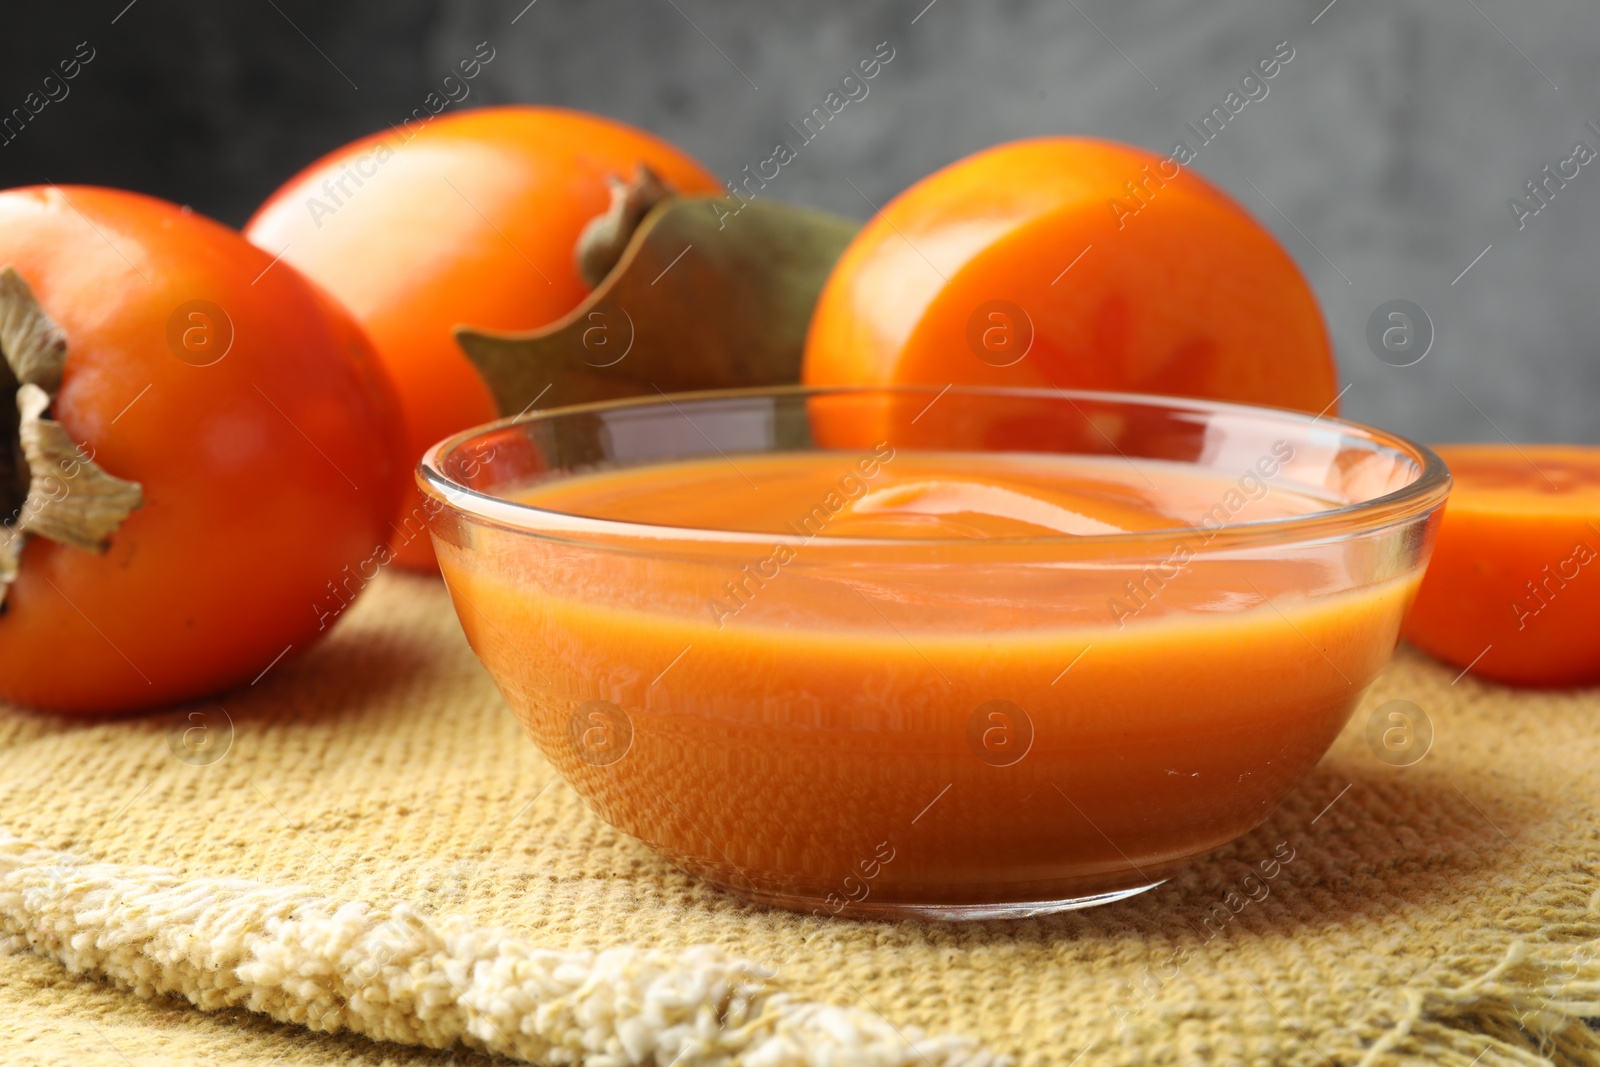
[{"x1": 2, "y1": 0, "x2": 1596, "y2": 443}]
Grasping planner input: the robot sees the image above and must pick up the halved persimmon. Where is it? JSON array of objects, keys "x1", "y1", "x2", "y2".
[
  {"x1": 1403, "y1": 444, "x2": 1600, "y2": 687},
  {"x1": 802, "y1": 138, "x2": 1337, "y2": 448}
]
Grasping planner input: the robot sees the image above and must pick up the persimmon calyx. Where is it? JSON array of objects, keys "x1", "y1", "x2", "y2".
[
  {"x1": 0, "y1": 267, "x2": 66, "y2": 394},
  {"x1": 575, "y1": 163, "x2": 676, "y2": 288},
  {"x1": 0, "y1": 266, "x2": 144, "y2": 608},
  {"x1": 458, "y1": 193, "x2": 859, "y2": 418}
]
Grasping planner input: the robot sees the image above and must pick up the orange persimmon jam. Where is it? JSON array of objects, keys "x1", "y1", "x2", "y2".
[{"x1": 420, "y1": 387, "x2": 1448, "y2": 918}]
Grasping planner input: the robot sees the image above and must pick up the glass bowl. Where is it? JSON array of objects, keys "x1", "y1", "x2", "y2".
[{"x1": 417, "y1": 386, "x2": 1450, "y2": 920}]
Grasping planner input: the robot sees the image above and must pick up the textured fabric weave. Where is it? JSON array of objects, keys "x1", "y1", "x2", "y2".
[{"x1": 0, "y1": 571, "x2": 1596, "y2": 1066}]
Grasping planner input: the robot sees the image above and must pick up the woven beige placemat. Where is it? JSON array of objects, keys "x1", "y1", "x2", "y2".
[{"x1": 0, "y1": 571, "x2": 1596, "y2": 1066}]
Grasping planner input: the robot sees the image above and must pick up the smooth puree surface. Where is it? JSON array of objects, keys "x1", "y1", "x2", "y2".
[
  {"x1": 437, "y1": 449, "x2": 1419, "y2": 914},
  {"x1": 518, "y1": 450, "x2": 1342, "y2": 538}
]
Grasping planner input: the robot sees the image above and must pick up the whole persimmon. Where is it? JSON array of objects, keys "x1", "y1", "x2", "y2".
[
  {"x1": 803, "y1": 138, "x2": 1337, "y2": 446},
  {"x1": 245, "y1": 105, "x2": 722, "y2": 568},
  {"x1": 0, "y1": 186, "x2": 404, "y2": 714},
  {"x1": 1402, "y1": 445, "x2": 1600, "y2": 688}
]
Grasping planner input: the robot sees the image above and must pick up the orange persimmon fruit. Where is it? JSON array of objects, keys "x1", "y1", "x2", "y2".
[
  {"x1": 1402, "y1": 444, "x2": 1600, "y2": 688},
  {"x1": 0, "y1": 186, "x2": 404, "y2": 714},
  {"x1": 802, "y1": 137, "x2": 1337, "y2": 446},
  {"x1": 244, "y1": 105, "x2": 721, "y2": 569}
]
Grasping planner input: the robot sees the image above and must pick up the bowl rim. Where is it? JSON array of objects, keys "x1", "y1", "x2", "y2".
[{"x1": 416, "y1": 384, "x2": 1452, "y2": 552}]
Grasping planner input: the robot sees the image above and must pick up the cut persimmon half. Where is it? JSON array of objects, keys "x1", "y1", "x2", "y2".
[{"x1": 1403, "y1": 444, "x2": 1600, "y2": 687}]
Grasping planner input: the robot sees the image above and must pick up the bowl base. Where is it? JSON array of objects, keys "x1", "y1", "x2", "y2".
[{"x1": 735, "y1": 878, "x2": 1169, "y2": 922}]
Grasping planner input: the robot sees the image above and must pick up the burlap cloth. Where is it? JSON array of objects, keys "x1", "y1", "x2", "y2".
[{"x1": 1, "y1": 571, "x2": 1596, "y2": 1066}]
